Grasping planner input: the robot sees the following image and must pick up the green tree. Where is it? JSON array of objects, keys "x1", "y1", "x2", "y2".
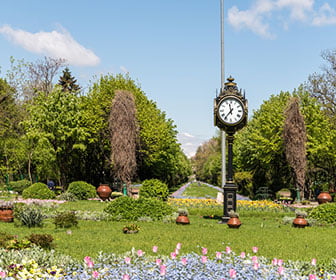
[
  {"x1": 58, "y1": 67, "x2": 81, "y2": 93},
  {"x1": 234, "y1": 88, "x2": 336, "y2": 198},
  {"x1": 86, "y1": 74, "x2": 191, "y2": 188}
]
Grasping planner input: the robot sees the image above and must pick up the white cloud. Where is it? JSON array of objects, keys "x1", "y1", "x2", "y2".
[
  {"x1": 177, "y1": 132, "x2": 207, "y2": 158},
  {"x1": 228, "y1": 0, "x2": 275, "y2": 39},
  {"x1": 312, "y1": 3, "x2": 336, "y2": 26},
  {"x1": 228, "y1": 0, "x2": 336, "y2": 38},
  {"x1": 0, "y1": 25, "x2": 100, "y2": 66},
  {"x1": 276, "y1": 0, "x2": 314, "y2": 21}
]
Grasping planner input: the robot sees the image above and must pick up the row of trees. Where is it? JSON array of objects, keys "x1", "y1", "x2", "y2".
[
  {"x1": 193, "y1": 50, "x2": 336, "y2": 200},
  {"x1": 0, "y1": 57, "x2": 191, "y2": 191}
]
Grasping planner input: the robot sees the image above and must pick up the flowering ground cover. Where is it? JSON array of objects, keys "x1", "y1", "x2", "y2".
[{"x1": 0, "y1": 244, "x2": 335, "y2": 279}]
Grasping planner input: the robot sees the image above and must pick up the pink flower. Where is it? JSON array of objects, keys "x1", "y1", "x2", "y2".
[
  {"x1": 201, "y1": 256, "x2": 208, "y2": 263},
  {"x1": 160, "y1": 265, "x2": 166, "y2": 276},
  {"x1": 123, "y1": 274, "x2": 130, "y2": 280},
  {"x1": 226, "y1": 246, "x2": 231, "y2": 254},
  {"x1": 229, "y1": 268, "x2": 237, "y2": 278},
  {"x1": 170, "y1": 252, "x2": 177, "y2": 259},
  {"x1": 152, "y1": 246, "x2": 158, "y2": 253},
  {"x1": 181, "y1": 258, "x2": 188, "y2": 265},
  {"x1": 175, "y1": 248, "x2": 180, "y2": 255},
  {"x1": 125, "y1": 257, "x2": 131, "y2": 264},
  {"x1": 251, "y1": 256, "x2": 258, "y2": 263},
  {"x1": 0, "y1": 272, "x2": 6, "y2": 278},
  {"x1": 137, "y1": 250, "x2": 143, "y2": 257},
  {"x1": 84, "y1": 256, "x2": 92, "y2": 264},
  {"x1": 331, "y1": 277, "x2": 336, "y2": 280},
  {"x1": 252, "y1": 246, "x2": 258, "y2": 253},
  {"x1": 240, "y1": 252, "x2": 246, "y2": 258},
  {"x1": 253, "y1": 262, "x2": 260, "y2": 270},
  {"x1": 277, "y1": 259, "x2": 283, "y2": 266},
  {"x1": 272, "y1": 258, "x2": 278, "y2": 266},
  {"x1": 278, "y1": 266, "x2": 284, "y2": 275},
  {"x1": 309, "y1": 274, "x2": 317, "y2": 280},
  {"x1": 311, "y1": 258, "x2": 317, "y2": 266},
  {"x1": 216, "y1": 251, "x2": 222, "y2": 259},
  {"x1": 176, "y1": 243, "x2": 182, "y2": 250},
  {"x1": 202, "y1": 247, "x2": 208, "y2": 255},
  {"x1": 155, "y1": 259, "x2": 162, "y2": 265},
  {"x1": 87, "y1": 261, "x2": 94, "y2": 268},
  {"x1": 92, "y1": 271, "x2": 99, "y2": 278}
]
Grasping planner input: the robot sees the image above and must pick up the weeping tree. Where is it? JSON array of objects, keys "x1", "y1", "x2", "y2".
[
  {"x1": 283, "y1": 97, "x2": 307, "y2": 201},
  {"x1": 109, "y1": 90, "x2": 138, "y2": 192}
]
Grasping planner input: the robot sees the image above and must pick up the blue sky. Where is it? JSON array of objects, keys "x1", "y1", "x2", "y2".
[{"x1": 1, "y1": 0, "x2": 336, "y2": 157}]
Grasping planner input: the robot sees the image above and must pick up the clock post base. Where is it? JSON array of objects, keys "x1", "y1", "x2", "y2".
[{"x1": 220, "y1": 182, "x2": 237, "y2": 224}]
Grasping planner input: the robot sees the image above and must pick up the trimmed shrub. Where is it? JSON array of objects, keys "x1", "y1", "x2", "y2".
[
  {"x1": 309, "y1": 203, "x2": 336, "y2": 224},
  {"x1": 53, "y1": 211, "x2": 78, "y2": 228},
  {"x1": 28, "y1": 234, "x2": 54, "y2": 249},
  {"x1": 67, "y1": 181, "x2": 96, "y2": 200},
  {"x1": 139, "y1": 179, "x2": 169, "y2": 201},
  {"x1": 14, "y1": 204, "x2": 44, "y2": 228},
  {"x1": 104, "y1": 196, "x2": 174, "y2": 221},
  {"x1": 22, "y1": 183, "x2": 56, "y2": 199},
  {"x1": 9, "y1": 179, "x2": 31, "y2": 194},
  {"x1": 57, "y1": 192, "x2": 78, "y2": 202}
]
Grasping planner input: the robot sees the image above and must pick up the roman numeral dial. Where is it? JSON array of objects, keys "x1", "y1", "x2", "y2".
[{"x1": 217, "y1": 96, "x2": 245, "y2": 125}]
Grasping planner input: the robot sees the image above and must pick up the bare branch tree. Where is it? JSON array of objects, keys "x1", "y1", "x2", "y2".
[
  {"x1": 109, "y1": 90, "x2": 138, "y2": 190},
  {"x1": 283, "y1": 97, "x2": 307, "y2": 200},
  {"x1": 27, "y1": 56, "x2": 66, "y2": 95}
]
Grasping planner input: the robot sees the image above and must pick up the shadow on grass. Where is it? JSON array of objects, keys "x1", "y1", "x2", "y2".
[{"x1": 202, "y1": 215, "x2": 222, "y2": 220}]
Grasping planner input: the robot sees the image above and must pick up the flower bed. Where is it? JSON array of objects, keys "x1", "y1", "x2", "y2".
[{"x1": 0, "y1": 245, "x2": 335, "y2": 279}]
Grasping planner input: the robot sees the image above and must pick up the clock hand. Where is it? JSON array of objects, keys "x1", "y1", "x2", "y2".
[{"x1": 225, "y1": 108, "x2": 233, "y2": 118}]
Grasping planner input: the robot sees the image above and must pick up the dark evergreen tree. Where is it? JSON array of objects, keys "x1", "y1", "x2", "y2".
[{"x1": 58, "y1": 67, "x2": 81, "y2": 93}]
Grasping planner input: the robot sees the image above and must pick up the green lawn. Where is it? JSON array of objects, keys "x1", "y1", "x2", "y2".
[
  {"x1": 182, "y1": 182, "x2": 219, "y2": 198},
  {"x1": 0, "y1": 201, "x2": 334, "y2": 265}
]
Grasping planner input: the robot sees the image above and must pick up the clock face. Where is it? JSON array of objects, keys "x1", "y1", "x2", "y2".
[{"x1": 217, "y1": 97, "x2": 244, "y2": 125}]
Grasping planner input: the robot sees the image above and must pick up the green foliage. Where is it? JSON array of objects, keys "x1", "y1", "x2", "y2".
[
  {"x1": 234, "y1": 171, "x2": 253, "y2": 198},
  {"x1": 8, "y1": 179, "x2": 31, "y2": 194},
  {"x1": 139, "y1": 179, "x2": 169, "y2": 201},
  {"x1": 14, "y1": 203, "x2": 44, "y2": 228},
  {"x1": 53, "y1": 211, "x2": 78, "y2": 228},
  {"x1": 192, "y1": 137, "x2": 221, "y2": 186},
  {"x1": 309, "y1": 203, "x2": 336, "y2": 224},
  {"x1": 67, "y1": 181, "x2": 96, "y2": 200},
  {"x1": 22, "y1": 182, "x2": 56, "y2": 199},
  {"x1": 57, "y1": 192, "x2": 78, "y2": 201},
  {"x1": 111, "y1": 192, "x2": 123, "y2": 199},
  {"x1": 0, "y1": 232, "x2": 15, "y2": 248},
  {"x1": 27, "y1": 233, "x2": 54, "y2": 249},
  {"x1": 104, "y1": 196, "x2": 174, "y2": 221}
]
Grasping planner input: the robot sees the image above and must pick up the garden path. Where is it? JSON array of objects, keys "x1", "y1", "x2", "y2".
[{"x1": 171, "y1": 181, "x2": 250, "y2": 200}]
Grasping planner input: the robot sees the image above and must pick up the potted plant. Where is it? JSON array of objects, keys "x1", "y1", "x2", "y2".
[
  {"x1": 176, "y1": 208, "x2": 190, "y2": 225},
  {"x1": 317, "y1": 183, "x2": 332, "y2": 204},
  {"x1": 292, "y1": 210, "x2": 308, "y2": 228},
  {"x1": 0, "y1": 200, "x2": 14, "y2": 222},
  {"x1": 227, "y1": 210, "x2": 241, "y2": 229},
  {"x1": 122, "y1": 223, "x2": 140, "y2": 234}
]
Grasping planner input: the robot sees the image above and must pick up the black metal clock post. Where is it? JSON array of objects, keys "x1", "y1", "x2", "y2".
[{"x1": 214, "y1": 77, "x2": 247, "y2": 223}]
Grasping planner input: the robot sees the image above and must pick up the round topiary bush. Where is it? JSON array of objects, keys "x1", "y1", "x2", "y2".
[
  {"x1": 9, "y1": 179, "x2": 31, "y2": 194},
  {"x1": 309, "y1": 203, "x2": 336, "y2": 224},
  {"x1": 104, "y1": 196, "x2": 174, "y2": 221},
  {"x1": 67, "y1": 181, "x2": 97, "y2": 200},
  {"x1": 139, "y1": 179, "x2": 169, "y2": 201},
  {"x1": 22, "y1": 183, "x2": 56, "y2": 199}
]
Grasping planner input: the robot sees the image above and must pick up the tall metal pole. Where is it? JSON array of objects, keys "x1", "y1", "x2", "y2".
[{"x1": 220, "y1": 0, "x2": 226, "y2": 190}]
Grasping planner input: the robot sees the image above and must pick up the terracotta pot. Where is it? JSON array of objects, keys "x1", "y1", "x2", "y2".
[
  {"x1": 97, "y1": 184, "x2": 112, "y2": 201},
  {"x1": 0, "y1": 208, "x2": 14, "y2": 222},
  {"x1": 227, "y1": 217, "x2": 241, "y2": 229},
  {"x1": 176, "y1": 215, "x2": 190, "y2": 225},
  {"x1": 317, "y1": 192, "x2": 332, "y2": 204},
  {"x1": 293, "y1": 216, "x2": 308, "y2": 228}
]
